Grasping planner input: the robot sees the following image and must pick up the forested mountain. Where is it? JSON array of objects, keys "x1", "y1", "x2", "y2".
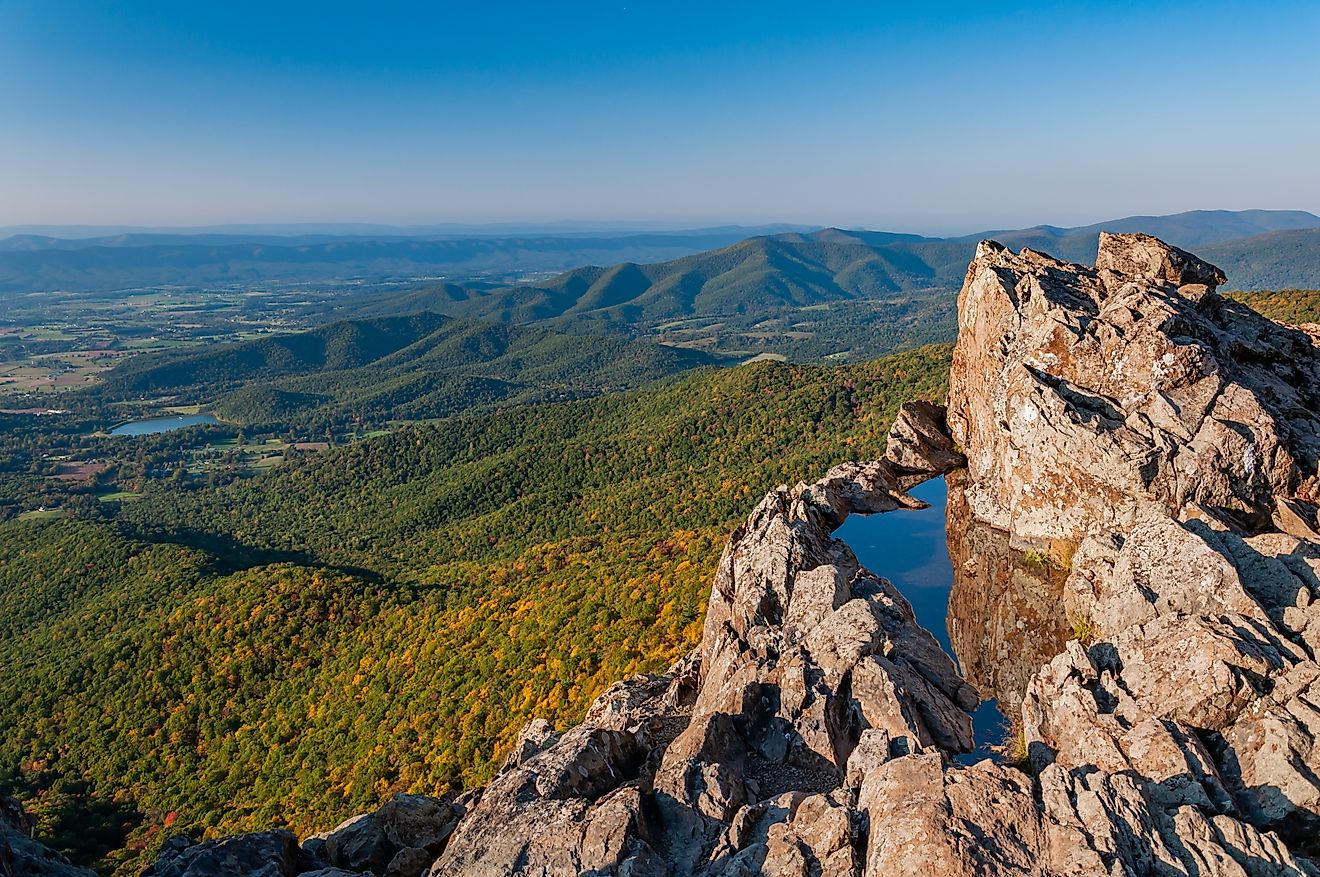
[
  {"x1": 97, "y1": 314, "x2": 721, "y2": 428},
  {"x1": 99, "y1": 314, "x2": 453, "y2": 394},
  {"x1": 0, "y1": 347, "x2": 950, "y2": 874},
  {"x1": 1200, "y1": 229, "x2": 1320, "y2": 290},
  {"x1": 400, "y1": 231, "x2": 961, "y2": 325}
]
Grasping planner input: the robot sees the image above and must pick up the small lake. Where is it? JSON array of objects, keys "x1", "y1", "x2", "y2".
[
  {"x1": 834, "y1": 476, "x2": 1008, "y2": 761},
  {"x1": 110, "y1": 413, "x2": 220, "y2": 436}
]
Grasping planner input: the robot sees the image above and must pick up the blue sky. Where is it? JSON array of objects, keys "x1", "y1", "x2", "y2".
[{"x1": 2, "y1": 1, "x2": 1317, "y2": 232}]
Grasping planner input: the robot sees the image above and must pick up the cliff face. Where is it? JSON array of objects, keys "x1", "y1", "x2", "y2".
[
  {"x1": 146, "y1": 235, "x2": 1320, "y2": 877},
  {"x1": 946, "y1": 232, "x2": 1320, "y2": 861}
]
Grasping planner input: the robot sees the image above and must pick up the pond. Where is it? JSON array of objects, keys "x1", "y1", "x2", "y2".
[
  {"x1": 109, "y1": 413, "x2": 220, "y2": 436},
  {"x1": 834, "y1": 475, "x2": 1011, "y2": 762}
]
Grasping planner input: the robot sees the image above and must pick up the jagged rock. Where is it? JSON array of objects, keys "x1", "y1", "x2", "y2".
[
  {"x1": 843, "y1": 728, "x2": 891, "y2": 789},
  {"x1": 642, "y1": 453, "x2": 976, "y2": 870},
  {"x1": 858, "y1": 754, "x2": 1045, "y2": 876},
  {"x1": 857, "y1": 753, "x2": 1317, "y2": 877},
  {"x1": 1094, "y1": 230, "x2": 1228, "y2": 289},
  {"x1": 427, "y1": 705, "x2": 659, "y2": 876},
  {"x1": 950, "y1": 233, "x2": 1320, "y2": 857},
  {"x1": 305, "y1": 794, "x2": 459, "y2": 877},
  {"x1": 500, "y1": 717, "x2": 558, "y2": 769},
  {"x1": 949, "y1": 234, "x2": 1320, "y2": 544},
  {"x1": 0, "y1": 796, "x2": 32, "y2": 835},
  {"x1": 1221, "y1": 662, "x2": 1320, "y2": 831},
  {"x1": 685, "y1": 457, "x2": 976, "y2": 763},
  {"x1": 145, "y1": 830, "x2": 307, "y2": 877},
  {"x1": 429, "y1": 428, "x2": 974, "y2": 875},
  {"x1": 884, "y1": 400, "x2": 965, "y2": 474},
  {"x1": 384, "y1": 847, "x2": 435, "y2": 877}
]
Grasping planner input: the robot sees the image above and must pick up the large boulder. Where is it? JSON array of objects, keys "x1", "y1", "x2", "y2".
[
  {"x1": 884, "y1": 400, "x2": 966, "y2": 474},
  {"x1": 426, "y1": 678, "x2": 668, "y2": 877},
  {"x1": 948, "y1": 236, "x2": 1319, "y2": 543},
  {"x1": 304, "y1": 794, "x2": 459, "y2": 877}
]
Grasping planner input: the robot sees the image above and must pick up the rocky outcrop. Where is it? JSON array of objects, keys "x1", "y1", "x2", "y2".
[
  {"x1": 427, "y1": 448, "x2": 980, "y2": 877},
  {"x1": 147, "y1": 235, "x2": 1320, "y2": 876},
  {"x1": 304, "y1": 794, "x2": 461, "y2": 877},
  {"x1": 144, "y1": 831, "x2": 311, "y2": 877},
  {"x1": 948, "y1": 233, "x2": 1319, "y2": 543},
  {"x1": 949, "y1": 233, "x2": 1320, "y2": 860},
  {"x1": 144, "y1": 796, "x2": 462, "y2": 877},
  {"x1": 883, "y1": 400, "x2": 965, "y2": 474}
]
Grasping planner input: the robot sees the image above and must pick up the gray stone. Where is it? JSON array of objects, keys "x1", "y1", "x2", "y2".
[{"x1": 145, "y1": 830, "x2": 303, "y2": 877}]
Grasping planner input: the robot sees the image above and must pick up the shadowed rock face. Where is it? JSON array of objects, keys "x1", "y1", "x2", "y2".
[
  {"x1": 944, "y1": 469, "x2": 1071, "y2": 714},
  {"x1": 1, "y1": 796, "x2": 98, "y2": 877},
  {"x1": 147, "y1": 237, "x2": 1320, "y2": 876}
]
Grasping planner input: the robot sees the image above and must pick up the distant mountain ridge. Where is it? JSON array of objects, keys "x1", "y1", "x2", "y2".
[
  {"x1": 960, "y1": 208, "x2": 1320, "y2": 247},
  {"x1": 0, "y1": 221, "x2": 813, "y2": 240},
  {"x1": 1, "y1": 210, "x2": 1316, "y2": 296},
  {"x1": 0, "y1": 230, "x2": 814, "y2": 294},
  {"x1": 361, "y1": 211, "x2": 1320, "y2": 332},
  {"x1": 413, "y1": 231, "x2": 967, "y2": 327}
]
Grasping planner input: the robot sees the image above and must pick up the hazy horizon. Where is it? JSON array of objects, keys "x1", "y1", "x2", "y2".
[
  {"x1": 3, "y1": 1, "x2": 1318, "y2": 230},
  {"x1": 5, "y1": 207, "x2": 1320, "y2": 243}
]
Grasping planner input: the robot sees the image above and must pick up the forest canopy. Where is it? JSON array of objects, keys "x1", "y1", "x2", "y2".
[{"x1": 0, "y1": 346, "x2": 951, "y2": 875}]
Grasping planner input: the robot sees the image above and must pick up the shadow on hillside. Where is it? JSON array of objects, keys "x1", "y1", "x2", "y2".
[
  {"x1": 2, "y1": 775, "x2": 141, "y2": 871},
  {"x1": 115, "y1": 522, "x2": 387, "y2": 584}
]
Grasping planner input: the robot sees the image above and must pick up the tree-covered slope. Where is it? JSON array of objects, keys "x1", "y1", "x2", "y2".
[
  {"x1": 0, "y1": 346, "x2": 951, "y2": 875},
  {"x1": 1226, "y1": 288, "x2": 1320, "y2": 324},
  {"x1": 1203, "y1": 230, "x2": 1320, "y2": 291},
  {"x1": 98, "y1": 313, "x2": 452, "y2": 396},
  {"x1": 96, "y1": 314, "x2": 722, "y2": 429}
]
